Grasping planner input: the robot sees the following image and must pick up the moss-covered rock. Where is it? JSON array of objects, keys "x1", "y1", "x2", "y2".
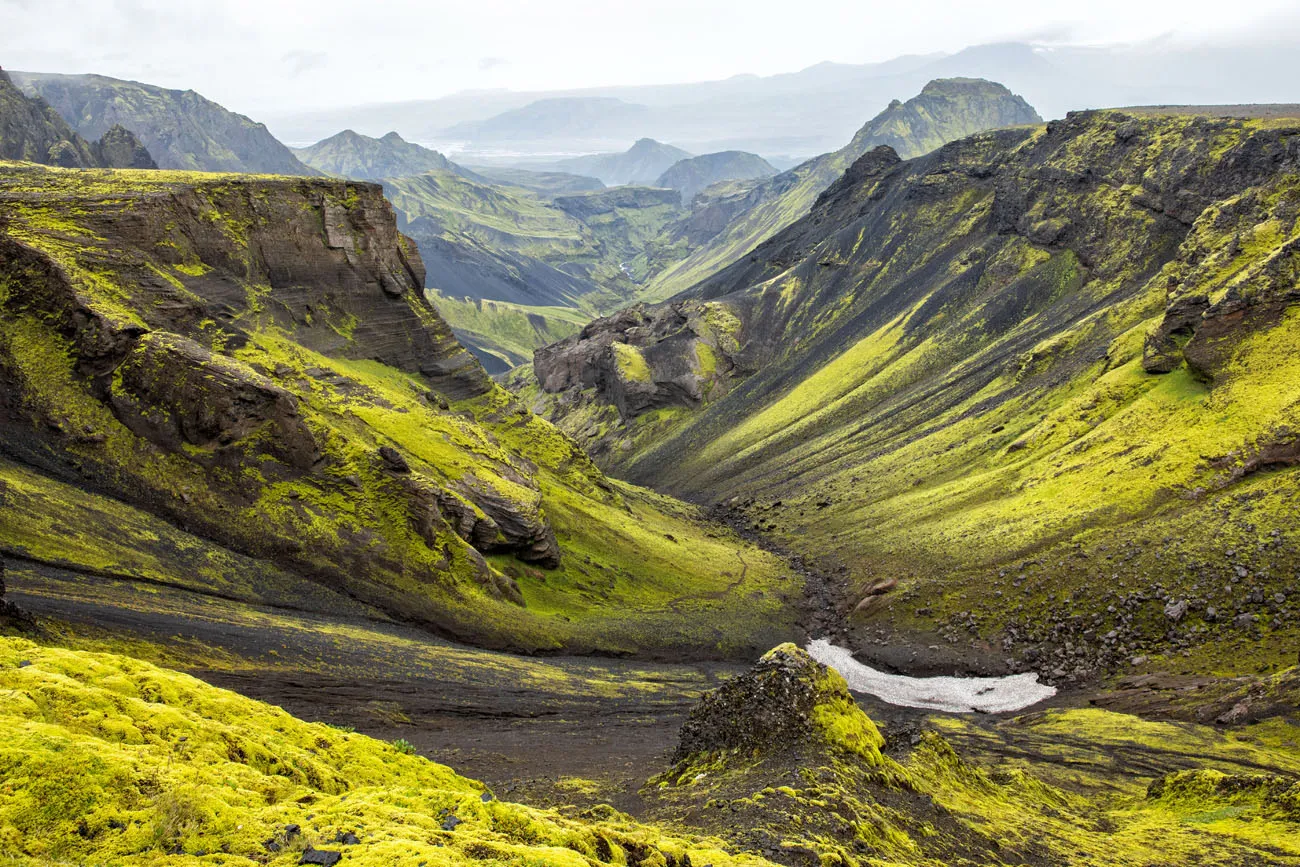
[{"x1": 673, "y1": 644, "x2": 884, "y2": 765}]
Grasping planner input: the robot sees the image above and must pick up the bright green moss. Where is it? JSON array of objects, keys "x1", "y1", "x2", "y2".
[
  {"x1": 612, "y1": 342, "x2": 652, "y2": 383},
  {"x1": 0, "y1": 637, "x2": 779, "y2": 867}
]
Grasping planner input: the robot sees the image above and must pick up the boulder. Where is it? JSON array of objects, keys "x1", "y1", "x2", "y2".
[{"x1": 672, "y1": 643, "x2": 884, "y2": 764}]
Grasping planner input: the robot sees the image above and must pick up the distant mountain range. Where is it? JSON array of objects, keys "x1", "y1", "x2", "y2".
[
  {"x1": 263, "y1": 39, "x2": 1298, "y2": 159},
  {"x1": 0, "y1": 67, "x2": 155, "y2": 169},
  {"x1": 12, "y1": 71, "x2": 316, "y2": 174},
  {"x1": 294, "y1": 129, "x2": 458, "y2": 179},
  {"x1": 654, "y1": 151, "x2": 778, "y2": 203},
  {"x1": 555, "y1": 138, "x2": 691, "y2": 186},
  {"x1": 644, "y1": 77, "x2": 1041, "y2": 298}
]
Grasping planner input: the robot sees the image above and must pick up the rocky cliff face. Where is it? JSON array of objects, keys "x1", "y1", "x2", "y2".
[
  {"x1": 0, "y1": 162, "x2": 796, "y2": 656},
  {"x1": 13, "y1": 71, "x2": 314, "y2": 174},
  {"x1": 522, "y1": 109, "x2": 1300, "y2": 677}
]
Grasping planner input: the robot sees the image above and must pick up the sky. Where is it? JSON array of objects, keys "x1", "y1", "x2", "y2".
[{"x1": 3, "y1": 0, "x2": 1299, "y2": 114}]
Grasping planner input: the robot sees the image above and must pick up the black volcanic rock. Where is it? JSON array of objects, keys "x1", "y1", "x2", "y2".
[{"x1": 91, "y1": 124, "x2": 157, "y2": 169}]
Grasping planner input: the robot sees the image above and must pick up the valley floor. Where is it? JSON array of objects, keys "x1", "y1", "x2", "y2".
[{"x1": 10, "y1": 557, "x2": 1299, "y2": 851}]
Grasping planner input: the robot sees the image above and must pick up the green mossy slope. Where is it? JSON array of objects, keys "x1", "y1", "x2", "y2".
[
  {"x1": 649, "y1": 645, "x2": 1300, "y2": 866},
  {"x1": 0, "y1": 161, "x2": 795, "y2": 659},
  {"x1": 526, "y1": 110, "x2": 1300, "y2": 676}
]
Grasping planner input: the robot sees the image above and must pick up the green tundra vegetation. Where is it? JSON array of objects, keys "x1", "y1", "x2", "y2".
[
  {"x1": 2, "y1": 68, "x2": 1300, "y2": 867},
  {"x1": 3, "y1": 638, "x2": 1297, "y2": 866},
  {"x1": 0, "y1": 161, "x2": 795, "y2": 658},
  {"x1": 522, "y1": 109, "x2": 1300, "y2": 678}
]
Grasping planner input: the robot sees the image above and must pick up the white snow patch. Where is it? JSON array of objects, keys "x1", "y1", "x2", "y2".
[{"x1": 806, "y1": 639, "x2": 1056, "y2": 714}]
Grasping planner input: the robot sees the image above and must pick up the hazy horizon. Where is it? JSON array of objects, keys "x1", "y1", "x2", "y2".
[{"x1": 4, "y1": 0, "x2": 1299, "y2": 116}]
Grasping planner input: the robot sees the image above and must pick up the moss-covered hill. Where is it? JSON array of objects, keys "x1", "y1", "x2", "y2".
[
  {"x1": 0, "y1": 161, "x2": 795, "y2": 658},
  {"x1": 520, "y1": 109, "x2": 1300, "y2": 678},
  {"x1": 294, "y1": 130, "x2": 459, "y2": 181},
  {"x1": 650, "y1": 644, "x2": 1300, "y2": 867},
  {"x1": 641, "y1": 78, "x2": 1041, "y2": 300}
]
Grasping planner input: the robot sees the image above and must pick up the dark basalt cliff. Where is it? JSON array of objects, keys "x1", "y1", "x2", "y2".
[{"x1": 523, "y1": 110, "x2": 1300, "y2": 677}]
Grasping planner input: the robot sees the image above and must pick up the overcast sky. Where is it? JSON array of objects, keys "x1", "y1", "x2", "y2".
[{"x1": 3, "y1": 0, "x2": 1298, "y2": 114}]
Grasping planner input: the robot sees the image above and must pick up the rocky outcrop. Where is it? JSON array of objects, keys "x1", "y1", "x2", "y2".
[
  {"x1": 106, "y1": 332, "x2": 320, "y2": 472},
  {"x1": 674, "y1": 643, "x2": 885, "y2": 763},
  {"x1": 91, "y1": 124, "x2": 157, "y2": 169},
  {"x1": 534, "y1": 301, "x2": 741, "y2": 425}
]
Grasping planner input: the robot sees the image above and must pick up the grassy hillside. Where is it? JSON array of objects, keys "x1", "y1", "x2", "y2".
[
  {"x1": 428, "y1": 291, "x2": 588, "y2": 372},
  {"x1": 522, "y1": 110, "x2": 1300, "y2": 677},
  {"x1": 0, "y1": 161, "x2": 796, "y2": 659}
]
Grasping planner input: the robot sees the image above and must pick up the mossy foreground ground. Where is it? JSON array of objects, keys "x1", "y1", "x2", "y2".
[
  {"x1": 3, "y1": 637, "x2": 1299, "y2": 867},
  {"x1": 0, "y1": 636, "x2": 770, "y2": 867}
]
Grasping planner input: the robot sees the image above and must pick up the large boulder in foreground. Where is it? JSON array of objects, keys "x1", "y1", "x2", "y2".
[{"x1": 673, "y1": 643, "x2": 885, "y2": 764}]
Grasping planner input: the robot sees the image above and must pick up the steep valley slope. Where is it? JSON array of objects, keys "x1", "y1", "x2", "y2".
[
  {"x1": 0, "y1": 161, "x2": 797, "y2": 659},
  {"x1": 519, "y1": 108, "x2": 1300, "y2": 681}
]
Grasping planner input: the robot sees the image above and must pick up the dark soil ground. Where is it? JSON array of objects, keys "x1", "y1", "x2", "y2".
[
  {"x1": 8, "y1": 556, "x2": 1292, "y2": 823},
  {"x1": 4, "y1": 558, "x2": 1056, "y2": 814}
]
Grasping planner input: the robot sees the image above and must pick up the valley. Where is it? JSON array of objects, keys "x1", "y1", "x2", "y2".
[{"x1": 1, "y1": 17, "x2": 1299, "y2": 867}]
